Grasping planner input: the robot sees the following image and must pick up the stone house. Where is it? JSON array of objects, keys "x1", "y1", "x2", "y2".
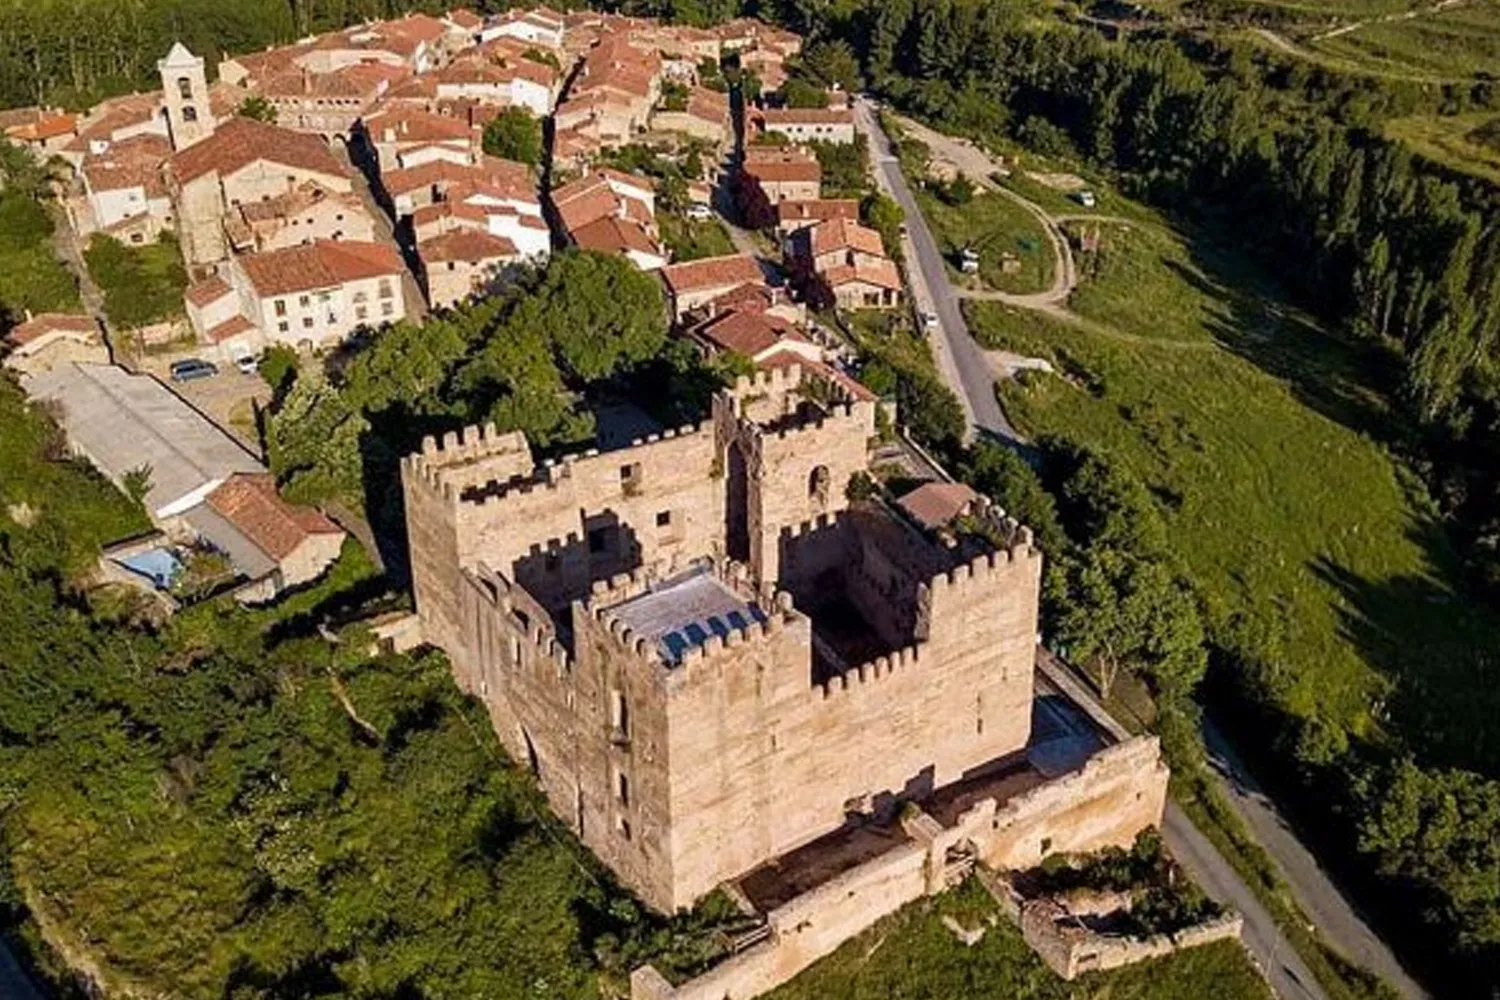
[
  {"x1": 755, "y1": 107, "x2": 856, "y2": 145},
  {"x1": 184, "y1": 239, "x2": 407, "y2": 355},
  {"x1": 792, "y1": 217, "x2": 903, "y2": 310},
  {"x1": 224, "y1": 181, "x2": 374, "y2": 254},
  {"x1": 650, "y1": 86, "x2": 731, "y2": 149},
  {"x1": 1, "y1": 314, "x2": 107, "y2": 377},
  {"x1": 738, "y1": 147, "x2": 821, "y2": 228},
  {"x1": 359, "y1": 105, "x2": 482, "y2": 173},
  {"x1": 553, "y1": 168, "x2": 664, "y2": 270},
  {"x1": 200, "y1": 473, "x2": 346, "y2": 590},
  {"x1": 479, "y1": 7, "x2": 566, "y2": 49},
  {"x1": 78, "y1": 133, "x2": 175, "y2": 242},
  {"x1": 166, "y1": 117, "x2": 355, "y2": 268},
  {"x1": 432, "y1": 52, "x2": 558, "y2": 116},
  {"x1": 418, "y1": 228, "x2": 524, "y2": 308},
  {"x1": 658, "y1": 253, "x2": 765, "y2": 320},
  {"x1": 774, "y1": 198, "x2": 858, "y2": 238}
]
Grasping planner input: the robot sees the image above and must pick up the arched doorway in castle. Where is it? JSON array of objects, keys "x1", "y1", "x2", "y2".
[{"x1": 725, "y1": 440, "x2": 750, "y2": 564}]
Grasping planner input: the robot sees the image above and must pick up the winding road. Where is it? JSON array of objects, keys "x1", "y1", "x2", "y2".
[
  {"x1": 858, "y1": 102, "x2": 1428, "y2": 1000},
  {"x1": 853, "y1": 97, "x2": 1021, "y2": 445}
]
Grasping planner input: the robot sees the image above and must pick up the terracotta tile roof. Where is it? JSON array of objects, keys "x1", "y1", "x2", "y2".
[
  {"x1": 419, "y1": 228, "x2": 519, "y2": 263},
  {"x1": 777, "y1": 198, "x2": 858, "y2": 227},
  {"x1": 205, "y1": 473, "x2": 343, "y2": 561},
  {"x1": 760, "y1": 107, "x2": 853, "y2": 126},
  {"x1": 447, "y1": 8, "x2": 483, "y2": 29},
  {"x1": 570, "y1": 215, "x2": 659, "y2": 258},
  {"x1": 381, "y1": 156, "x2": 532, "y2": 198},
  {"x1": 185, "y1": 276, "x2": 233, "y2": 308},
  {"x1": 897, "y1": 482, "x2": 981, "y2": 531},
  {"x1": 363, "y1": 105, "x2": 475, "y2": 143},
  {"x1": 659, "y1": 254, "x2": 763, "y2": 295},
  {"x1": 238, "y1": 182, "x2": 364, "y2": 224},
  {"x1": 204, "y1": 315, "x2": 258, "y2": 343},
  {"x1": 238, "y1": 240, "x2": 404, "y2": 297},
  {"x1": 169, "y1": 117, "x2": 347, "y2": 184},
  {"x1": 4, "y1": 111, "x2": 77, "y2": 142},
  {"x1": 810, "y1": 217, "x2": 886, "y2": 259},
  {"x1": 320, "y1": 14, "x2": 446, "y2": 60},
  {"x1": 692, "y1": 307, "x2": 803, "y2": 357},
  {"x1": 743, "y1": 157, "x2": 821, "y2": 185},
  {"x1": 686, "y1": 86, "x2": 730, "y2": 121},
  {"x1": 553, "y1": 171, "x2": 653, "y2": 232},
  {"x1": 822, "y1": 257, "x2": 903, "y2": 292},
  {"x1": 81, "y1": 133, "x2": 171, "y2": 195},
  {"x1": 5, "y1": 313, "x2": 97, "y2": 346},
  {"x1": 412, "y1": 199, "x2": 489, "y2": 228},
  {"x1": 71, "y1": 92, "x2": 161, "y2": 149},
  {"x1": 259, "y1": 61, "x2": 405, "y2": 100}
]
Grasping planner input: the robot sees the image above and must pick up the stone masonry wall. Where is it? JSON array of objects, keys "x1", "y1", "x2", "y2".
[
  {"x1": 632, "y1": 735, "x2": 1173, "y2": 1000},
  {"x1": 660, "y1": 536, "x2": 1041, "y2": 909}
]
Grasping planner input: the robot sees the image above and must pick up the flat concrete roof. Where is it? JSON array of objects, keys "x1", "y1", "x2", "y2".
[
  {"x1": 27, "y1": 363, "x2": 264, "y2": 520},
  {"x1": 608, "y1": 567, "x2": 766, "y2": 665}
]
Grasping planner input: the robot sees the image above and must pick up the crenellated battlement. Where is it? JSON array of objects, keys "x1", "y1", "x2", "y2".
[
  {"x1": 465, "y1": 562, "x2": 572, "y2": 671},
  {"x1": 814, "y1": 643, "x2": 921, "y2": 699},
  {"x1": 675, "y1": 588, "x2": 801, "y2": 675},
  {"x1": 925, "y1": 527, "x2": 1038, "y2": 597}
]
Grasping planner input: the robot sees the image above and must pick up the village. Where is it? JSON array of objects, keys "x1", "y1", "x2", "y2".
[
  {"x1": 0, "y1": 10, "x2": 1251, "y2": 1000},
  {"x1": 0, "y1": 8, "x2": 920, "y2": 606}
]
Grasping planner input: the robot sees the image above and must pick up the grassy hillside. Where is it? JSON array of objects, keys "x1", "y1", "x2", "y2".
[
  {"x1": 1383, "y1": 112, "x2": 1500, "y2": 186},
  {"x1": 967, "y1": 213, "x2": 1500, "y2": 772}
]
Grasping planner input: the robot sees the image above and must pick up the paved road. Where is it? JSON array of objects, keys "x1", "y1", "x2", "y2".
[
  {"x1": 852, "y1": 98, "x2": 1021, "y2": 446},
  {"x1": 888, "y1": 101, "x2": 1423, "y2": 1000},
  {"x1": 1202, "y1": 722, "x2": 1428, "y2": 999},
  {"x1": 1036, "y1": 651, "x2": 1327, "y2": 1000}
]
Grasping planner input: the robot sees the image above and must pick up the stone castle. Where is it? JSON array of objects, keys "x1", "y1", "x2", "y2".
[{"x1": 400, "y1": 363, "x2": 1169, "y2": 988}]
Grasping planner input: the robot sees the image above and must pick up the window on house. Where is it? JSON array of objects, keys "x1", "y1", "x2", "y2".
[
  {"x1": 277, "y1": 321, "x2": 289, "y2": 333},
  {"x1": 176, "y1": 76, "x2": 193, "y2": 100},
  {"x1": 355, "y1": 305, "x2": 367, "y2": 321},
  {"x1": 182, "y1": 105, "x2": 197, "y2": 122},
  {"x1": 326, "y1": 313, "x2": 336, "y2": 325},
  {"x1": 378, "y1": 279, "x2": 393, "y2": 299},
  {"x1": 302, "y1": 316, "x2": 314, "y2": 329},
  {"x1": 274, "y1": 300, "x2": 287, "y2": 317},
  {"x1": 353, "y1": 290, "x2": 368, "y2": 303},
  {"x1": 299, "y1": 295, "x2": 310, "y2": 307},
  {"x1": 381, "y1": 301, "x2": 394, "y2": 316},
  {"x1": 617, "y1": 816, "x2": 632, "y2": 840},
  {"x1": 655, "y1": 510, "x2": 671, "y2": 528}
]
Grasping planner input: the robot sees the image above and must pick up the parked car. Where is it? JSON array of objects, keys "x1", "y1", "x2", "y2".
[
  {"x1": 169, "y1": 358, "x2": 218, "y2": 382},
  {"x1": 229, "y1": 350, "x2": 261, "y2": 375},
  {"x1": 920, "y1": 311, "x2": 940, "y2": 333},
  {"x1": 1074, "y1": 190, "x2": 1098, "y2": 209},
  {"x1": 685, "y1": 202, "x2": 713, "y2": 221}
]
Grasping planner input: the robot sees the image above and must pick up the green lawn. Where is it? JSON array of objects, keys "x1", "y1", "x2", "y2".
[
  {"x1": 84, "y1": 232, "x2": 188, "y2": 329},
  {"x1": 968, "y1": 214, "x2": 1500, "y2": 771},
  {"x1": 0, "y1": 195, "x2": 79, "y2": 322},
  {"x1": 1383, "y1": 112, "x2": 1500, "y2": 187},
  {"x1": 1309, "y1": 0, "x2": 1500, "y2": 79},
  {"x1": 768, "y1": 879, "x2": 1271, "y2": 1000},
  {"x1": 915, "y1": 188, "x2": 1054, "y2": 295},
  {"x1": 660, "y1": 213, "x2": 737, "y2": 262}
]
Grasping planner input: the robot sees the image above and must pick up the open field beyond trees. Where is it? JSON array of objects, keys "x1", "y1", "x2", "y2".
[
  {"x1": 969, "y1": 212, "x2": 1500, "y2": 775},
  {"x1": 915, "y1": 187, "x2": 1054, "y2": 295},
  {"x1": 1383, "y1": 111, "x2": 1500, "y2": 186},
  {"x1": 1307, "y1": 0, "x2": 1500, "y2": 78}
]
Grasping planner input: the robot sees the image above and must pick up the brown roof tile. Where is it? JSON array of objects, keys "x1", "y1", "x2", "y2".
[
  {"x1": 205, "y1": 473, "x2": 343, "y2": 561},
  {"x1": 897, "y1": 482, "x2": 981, "y2": 531},
  {"x1": 659, "y1": 254, "x2": 763, "y2": 295},
  {"x1": 185, "y1": 276, "x2": 233, "y2": 308},
  {"x1": 238, "y1": 240, "x2": 404, "y2": 297},
  {"x1": 169, "y1": 117, "x2": 347, "y2": 184},
  {"x1": 419, "y1": 228, "x2": 519, "y2": 262},
  {"x1": 5, "y1": 313, "x2": 97, "y2": 346}
]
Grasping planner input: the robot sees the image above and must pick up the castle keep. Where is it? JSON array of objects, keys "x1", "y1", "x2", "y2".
[{"x1": 401, "y1": 365, "x2": 1167, "y2": 951}]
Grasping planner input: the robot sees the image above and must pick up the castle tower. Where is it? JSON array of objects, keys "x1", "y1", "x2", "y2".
[{"x1": 158, "y1": 42, "x2": 214, "y2": 151}]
